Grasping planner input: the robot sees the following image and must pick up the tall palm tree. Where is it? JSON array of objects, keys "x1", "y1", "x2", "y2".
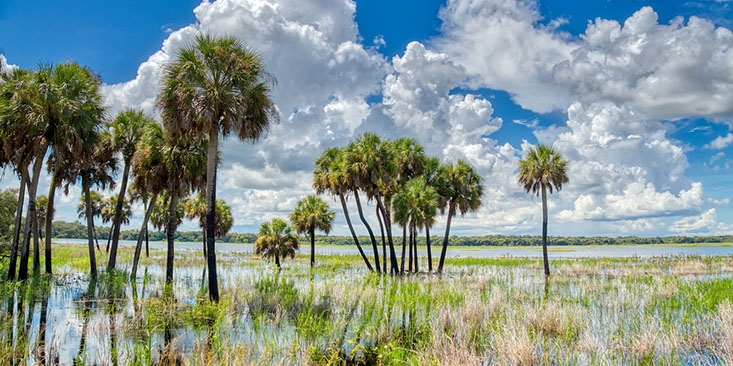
[
  {"x1": 106, "y1": 109, "x2": 154, "y2": 271},
  {"x1": 161, "y1": 132, "x2": 207, "y2": 284},
  {"x1": 518, "y1": 144, "x2": 569, "y2": 276},
  {"x1": 345, "y1": 133, "x2": 404, "y2": 274},
  {"x1": 37, "y1": 63, "x2": 104, "y2": 275},
  {"x1": 0, "y1": 67, "x2": 46, "y2": 281},
  {"x1": 184, "y1": 195, "x2": 234, "y2": 257},
  {"x1": 313, "y1": 147, "x2": 373, "y2": 271},
  {"x1": 76, "y1": 133, "x2": 118, "y2": 278},
  {"x1": 159, "y1": 34, "x2": 277, "y2": 302},
  {"x1": 393, "y1": 178, "x2": 438, "y2": 273},
  {"x1": 289, "y1": 195, "x2": 334, "y2": 267},
  {"x1": 436, "y1": 160, "x2": 484, "y2": 274},
  {"x1": 254, "y1": 218, "x2": 299, "y2": 269}
]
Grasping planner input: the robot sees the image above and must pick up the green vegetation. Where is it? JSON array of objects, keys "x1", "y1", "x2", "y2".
[{"x1": 0, "y1": 245, "x2": 730, "y2": 365}]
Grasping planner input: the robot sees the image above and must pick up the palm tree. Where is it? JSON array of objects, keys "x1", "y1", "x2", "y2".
[
  {"x1": 76, "y1": 134, "x2": 118, "y2": 278},
  {"x1": 34, "y1": 195, "x2": 48, "y2": 273},
  {"x1": 313, "y1": 147, "x2": 373, "y2": 271},
  {"x1": 254, "y1": 218, "x2": 299, "y2": 269},
  {"x1": 435, "y1": 160, "x2": 484, "y2": 274},
  {"x1": 183, "y1": 195, "x2": 234, "y2": 258},
  {"x1": 159, "y1": 34, "x2": 277, "y2": 302},
  {"x1": 77, "y1": 190, "x2": 105, "y2": 250},
  {"x1": 289, "y1": 195, "x2": 334, "y2": 267},
  {"x1": 37, "y1": 63, "x2": 104, "y2": 275},
  {"x1": 345, "y1": 133, "x2": 386, "y2": 273},
  {"x1": 518, "y1": 144, "x2": 569, "y2": 276},
  {"x1": 0, "y1": 67, "x2": 46, "y2": 281},
  {"x1": 393, "y1": 178, "x2": 438, "y2": 273},
  {"x1": 106, "y1": 109, "x2": 154, "y2": 271},
  {"x1": 36, "y1": 196, "x2": 48, "y2": 239}
]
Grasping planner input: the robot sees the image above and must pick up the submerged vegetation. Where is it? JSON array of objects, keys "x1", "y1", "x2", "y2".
[{"x1": 0, "y1": 245, "x2": 731, "y2": 365}]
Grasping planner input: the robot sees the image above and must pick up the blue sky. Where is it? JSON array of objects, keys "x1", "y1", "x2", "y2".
[{"x1": 1, "y1": 0, "x2": 732, "y2": 237}]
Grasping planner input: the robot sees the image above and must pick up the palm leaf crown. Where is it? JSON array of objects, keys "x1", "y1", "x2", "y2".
[
  {"x1": 290, "y1": 195, "x2": 335, "y2": 235},
  {"x1": 518, "y1": 144, "x2": 569, "y2": 196},
  {"x1": 255, "y1": 218, "x2": 299, "y2": 260},
  {"x1": 158, "y1": 33, "x2": 278, "y2": 141}
]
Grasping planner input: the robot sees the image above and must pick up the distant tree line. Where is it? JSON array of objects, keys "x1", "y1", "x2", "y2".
[{"x1": 46, "y1": 220, "x2": 732, "y2": 247}]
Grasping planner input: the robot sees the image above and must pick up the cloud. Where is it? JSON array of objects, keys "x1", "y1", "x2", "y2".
[
  {"x1": 705, "y1": 132, "x2": 733, "y2": 149},
  {"x1": 435, "y1": 0, "x2": 575, "y2": 113},
  {"x1": 0, "y1": 54, "x2": 17, "y2": 72},
  {"x1": 553, "y1": 7, "x2": 733, "y2": 120},
  {"x1": 670, "y1": 208, "x2": 719, "y2": 233}
]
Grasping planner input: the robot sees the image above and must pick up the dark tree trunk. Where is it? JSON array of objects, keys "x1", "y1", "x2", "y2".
[
  {"x1": 400, "y1": 225, "x2": 406, "y2": 274},
  {"x1": 83, "y1": 176, "x2": 98, "y2": 278},
  {"x1": 166, "y1": 192, "x2": 178, "y2": 284},
  {"x1": 32, "y1": 202, "x2": 40, "y2": 275},
  {"x1": 309, "y1": 227, "x2": 315, "y2": 267},
  {"x1": 376, "y1": 196, "x2": 399, "y2": 275},
  {"x1": 275, "y1": 253, "x2": 281, "y2": 269},
  {"x1": 425, "y1": 224, "x2": 432, "y2": 272},
  {"x1": 408, "y1": 224, "x2": 413, "y2": 273},
  {"x1": 105, "y1": 222, "x2": 113, "y2": 252},
  {"x1": 541, "y1": 185, "x2": 550, "y2": 276},
  {"x1": 44, "y1": 171, "x2": 57, "y2": 274},
  {"x1": 376, "y1": 206, "x2": 387, "y2": 273},
  {"x1": 145, "y1": 225, "x2": 149, "y2": 258},
  {"x1": 413, "y1": 226, "x2": 419, "y2": 273},
  {"x1": 92, "y1": 224, "x2": 100, "y2": 251},
  {"x1": 339, "y1": 193, "x2": 373, "y2": 271},
  {"x1": 353, "y1": 190, "x2": 380, "y2": 273},
  {"x1": 7, "y1": 168, "x2": 27, "y2": 280},
  {"x1": 19, "y1": 149, "x2": 44, "y2": 281},
  {"x1": 437, "y1": 201, "x2": 455, "y2": 273},
  {"x1": 107, "y1": 161, "x2": 131, "y2": 271},
  {"x1": 205, "y1": 126, "x2": 220, "y2": 302},
  {"x1": 131, "y1": 193, "x2": 157, "y2": 279}
]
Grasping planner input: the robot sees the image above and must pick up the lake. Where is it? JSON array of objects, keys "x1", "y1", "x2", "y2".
[{"x1": 54, "y1": 238, "x2": 732, "y2": 258}]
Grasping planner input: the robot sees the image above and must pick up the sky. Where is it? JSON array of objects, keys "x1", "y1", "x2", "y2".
[{"x1": 1, "y1": 0, "x2": 733, "y2": 238}]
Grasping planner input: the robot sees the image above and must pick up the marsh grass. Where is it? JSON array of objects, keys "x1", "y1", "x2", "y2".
[{"x1": 0, "y1": 244, "x2": 731, "y2": 365}]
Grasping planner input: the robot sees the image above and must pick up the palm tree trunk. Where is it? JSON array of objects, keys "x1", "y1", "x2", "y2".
[
  {"x1": 205, "y1": 126, "x2": 220, "y2": 302},
  {"x1": 83, "y1": 175, "x2": 98, "y2": 278},
  {"x1": 166, "y1": 192, "x2": 178, "y2": 284},
  {"x1": 353, "y1": 190, "x2": 380, "y2": 273},
  {"x1": 275, "y1": 253, "x2": 281, "y2": 269},
  {"x1": 541, "y1": 185, "x2": 550, "y2": 276},
  {"x1": 19, "y1": 149, "x2": 44, "y2": 281},
  {"x1": 32, "y1": 204, "x2": 40, "y2": 275},
  {"x1": 376, "y1": 206, "x2": 387, "y2": 272},
  {"x1": 131, "y1": 193, "x2": 157, "y2": 279},
  {"x1": 7, "y1": 168, "x2": 27, "y2": 280},
  {"x1": 105, "y1": 222, "x2": 113, "y2": 252},
  {"x1": 339, "y1": 193, "x2": 373, "y2": 271},
  {"x1": 92, "y1": 224, "x2": 100, "y2": 251},
  {"x1": 107, "y1": 161, "x2": 131, "y2": 271},
  {"x1": 44, "y1": 171, "x2": 57, "y2": 274},
  {"x1": 425, "y1": 224, "x2": 432, "y2": 272},
  {"x1": 145, "y1": 225, "x2": 149, "y2": 258},
  {"x1": 408, "y1": 223, "x2": 413, "y2": 273},
  {"x1": 309, "y1": 227, "x2": 315, "y2": 267},
  {"x1": 413, "y1": 225, "x2": 418, "y2": 273},
  {"x1": 437, "y1": 201, "x2": 455, "y2": 274},
  {"x1": 400, "y1": 225, "x2": 406, "y2": 275},
  {"x1": 376, "y1": 195, "x2": 399, "y2": 275}
]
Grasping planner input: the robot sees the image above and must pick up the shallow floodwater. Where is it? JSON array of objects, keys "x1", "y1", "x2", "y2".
[
  {"x1": 2, "y1": 249, "x2": 732, "y2": 365},
  {"x1": 54, "y1": 238, "x2": 732, "y2": 258}
]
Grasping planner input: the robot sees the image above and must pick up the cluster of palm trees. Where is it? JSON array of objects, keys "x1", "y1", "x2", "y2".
[
  {"x1": 306, "y1": 133, "x2": 484, "y2": 275},
  {"x1": 0, "y1": 34, "x2": 277, "y2": 301}
]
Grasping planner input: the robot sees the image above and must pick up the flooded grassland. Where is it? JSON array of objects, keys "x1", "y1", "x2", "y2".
[{"x1": 1, "y1": 244, "x2": 732, "y2": 365}]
